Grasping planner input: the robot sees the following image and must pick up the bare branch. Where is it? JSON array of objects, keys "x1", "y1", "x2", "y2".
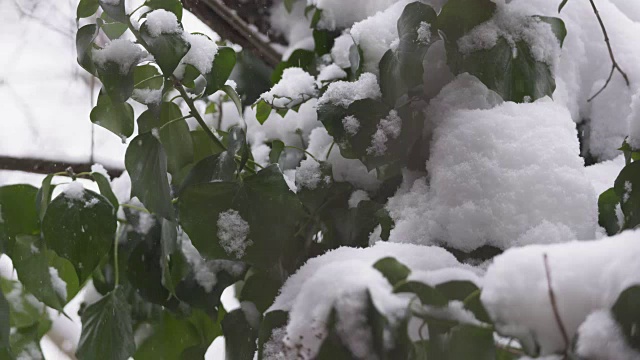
[
  {"x1": 0, "y1": 156, "x2": 124, "y2": 179},
  {"x1": 543, "y1": 253, "x2": 570, "y2": 352},
  {"x1": 587, "y1": 0, "x2": 630, "y2": 102}
]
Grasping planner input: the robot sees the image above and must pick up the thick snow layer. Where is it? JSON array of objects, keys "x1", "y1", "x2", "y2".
[
  {"x1": 295, "y1": 158, "x2": 328, "y2": 190},
  {"x1": 386, "y1": 75, "x2": 597, "y2": 251},
  {"x1": 144, "y1": 9, "x2": 181, "y2": 37},
  {"x1": 92, "y1": 39, "x2": 147, "y2": 75},
  {"x1": 268, "y1": 242, "x2": 478, "y2": 358},
  {"x1": 584, "y1": 154, "x2": 625, "y2": 196},
  {"x1": 366, "y1": 109, "x2": 402, "y2": 156},
  {"x1": 317, "y1": 63, "x2": 347, "y2": 83},
  {"x1": 174, "y1": 33, "x2": 219, "y2": 78},
  {"x1": 63, "y1": 181, "x2": 85, "y2": 200},
  {"x1": 217, "y1": 209, "x2": 252, "y2": 259},
  {"x1": 348, "y1": 189, "x2": 370, "y2": 208},
  {"x1": 330, "y1": 33, "x2": 354, "y2": 69},
  {"x1": 482, "y1": 229, "x2": 640, "y2": 355},
  {"x1": 575, "y1": 309, "x2": 640, "y2": 360},
  {"x1": 317, "y1": 72, "x2": 381, "y2": 108},
  {"x1": 48, "y1": 267, "x2": 67, "y2": 300},
  {"x1": 260, "y1": 67, "x2": 317, "y2": 107},
  {"x1": 628, "y1": 89, "x2": 640, "y2": 149}
]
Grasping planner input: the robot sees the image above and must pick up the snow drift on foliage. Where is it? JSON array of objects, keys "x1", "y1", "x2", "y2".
[
  {"x1": 382, "y1": 75, "x2": 597, "y2": 251},
  {"x1": 267, "y1": 242, "x2": 479, "y2": 359},
  {"x1": 482, "y1": 229, "x2": 640, "y2": 356}
]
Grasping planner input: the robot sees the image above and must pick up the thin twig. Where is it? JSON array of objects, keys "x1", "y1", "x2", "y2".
[
  {"x1": 587, "y1": 0, "x2": 630, "y2": 102},
  {"x1": 543, "y1": 253, "x2": 570, "y2": 352}
]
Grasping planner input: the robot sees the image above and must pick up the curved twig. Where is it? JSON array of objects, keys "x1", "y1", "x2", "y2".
[{"x1": 543, "y1": 253, "x2": 570, "y2": 352}]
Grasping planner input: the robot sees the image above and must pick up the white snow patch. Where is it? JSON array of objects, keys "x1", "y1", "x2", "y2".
[
  {"x1": 576, "y1": 309, "x2": 640, "y2": 360},
  {"x1": 92, "y1": 39, "x2": 147, "y2": 75},
  {"x1": 174, "y1": 33, "x2": 219, "y2": 78},
  {"x1": 416, "y1": 21, "x2": 431, "y2": 45},
  {"x1": 295, "y1": 158, "x2": 324, "y2": 190},
  {"x1": 144, "y1": 9, "x2": 181, "y2": 37},
  {"x1": 317, "y1": 63, "x2": 347, "y2": 83},
  {"x1": 90, "y1": 163, "x2": 110, "y2": 180},
  {"x1": 48, "y1": 267, "x2": 67, "y2": 300},
  {"x1": 261, "y1": 67, "x2": 317, "y2": 108},
  {"x1": 217, "y1": 210, "x2": 252, "y2": 259},
  {"x1": 348, "y1": 190, "x2": 370, "y2": 208},
  {"x1": 366, "y1": 109, "x2": 401, "y2": 156},
  {"x1": 63, "y1": 181, "x2": 85, "y2": 200},
  {"x1": 318, "y1": 72, "x2": 381, "y2": 108},
  {"x1": 341, "y1": 115, "x2": 360, "y2": 136}
]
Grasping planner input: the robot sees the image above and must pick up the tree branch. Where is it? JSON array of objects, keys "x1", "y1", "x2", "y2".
[
  {"x1": 543, "y1": 253, "x2": 570, "y2": 353},
  {"x1": 181, "y1": 0, "x2": 282, "y2": 68},
  {"x1": 588, "y1": 0, "x2": 630, "y2": 102},
  {"x1": 0, "y1": 156, "x2": 124, "y2": 178}
]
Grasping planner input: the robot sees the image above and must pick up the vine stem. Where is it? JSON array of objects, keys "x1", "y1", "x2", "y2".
[
  {"x1": 284, "y1": 145, "x2": 318, "y2": 162},
  {"x1": 587, "y1": 0, "x2": 630, "y2": 102},
  {"x1": 543, "y1": 253, "x2": 570, "y2": 352},
  {"x1": 114, "y1": 231, "x2": 120, "y2": 286},
  {"x1": 120, "y1": 203, "x2": 150, "y2": 213}
]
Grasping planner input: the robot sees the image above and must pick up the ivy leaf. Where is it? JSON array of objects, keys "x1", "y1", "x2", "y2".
[
  {"x1": 379, "y1": 2, "x2": 437, "y2": 104},
  {"x1": 536, "y1": 16, "x2": 567, "y2": 46},
  {"x1": 269, "y1": 140, "x2": 285, "y2": 164},
  {"x1": 598, "y1": 187, "x2": 621, "y2": 236},
  {"x1": 284, "y1": 0, "x2": 295, "y2": 13},
  {"x1": 138, "y1": 102, "x2": 194, "y2": 176},
  {"x1": 612, "y1": 285, "x2": 640, "y2": 350},
  {"x1": 140, "y1": 22, "x2": 191, "y2": 76},
  {"x1": 76, "y1": 24, "x2": 99, "y2": 75},
  {"x1": 313, "y1": 29, "x2": 337, "y2": 56},
  {"x1": 125, "y1": 133, "x2": 176, "y2": 220},
  {"x1": 447, "y1": 325, "x2": 496, "y2": 359},
  {"x1": 436, "y1": 281, "x2": 479, "y2": 302},
  {"x1": 178, "y1": 165, "x2": 304, "y2": 273},
  {"x1": 146, "y1": 0, "x2": 183, "y2": 20},
  {"x1": 76, "y1": 288, "x2": 135, "y2": 360},
  {"x1": 90, "y1": 90, "x2": 134, "y2": 139},
  {"x1": 349, "y1": 43, "x2": 363, "y2": 81},
  {"x1": 132, "y1": 64, "x2": 164, "y2": 105},
  {"x1": 373, "y1": 257, "x2": 411, "y2": 287},
  {"x1": 92, "y1": 172, "x2": 119, "y2": 211},
  {"x1": 97, "y1": 0, "x2": 127, "y2": 23},
  {"x1": 271, "y1": 49, "x2": 315, "y2": 84},
  {"x1": 192, "y1": 129, "x2": 225, "y2": 163},
  {"x1": 613, "y1": 161, "x2": 640, "y2": 230},
  {"x1": 77, "y1": 0, "x2": 99, "y2": 19},
  {"x1": 35, "y1": 174, "x2": 54, "y2": 222},
  {"x1": 42, "y1": 188, "x2": 116, "y2": 283},
  {"x1": 240, "y1": 272, "x2": 281, "y2": 313},
  {"x1": 558, "y1": 0, "x2": 570, "y2": 13},
  {"x1": 255, "y1": 99, "x2": 272, "y2": 124},
  {"x1": 222, "y1": 308, "x2": 259, "y2": 360},
  {"x1": 394, "y1": 281, "x2": 448, "y2": 307},
  {"x1": 12, "y1": 235, "x2": 66, "y2": 311},
  {"x1": 205, "y1": 47, "x2": 237, "y2": 96},
  {"x1": 222, "y1": 84, "x2": 243, "y2": 117},
  {"x1": 0, "y1": 185, "x2": 40, "y2": 256},
  {"x1": 0, "y1": 277, "x2": 47, "y2": 329},
  {"x1": 98, "y1": 14, "x2": 129, "y2": 40}
]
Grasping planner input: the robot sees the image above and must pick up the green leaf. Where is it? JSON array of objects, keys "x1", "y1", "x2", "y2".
[
  {"x1": 178, "y1": 165, "x2": 304, "y2": 272},
  {"x1": 257, "y1": 310, "x2": 288, "y2": 359},
  {"x1": 379, "y1": 2, "x2": 437, "y2": 104},
  {"x1": 140, "y1": 22, "x2": 190, "y2": 75},
  {"x1": 99, "y1": 15, "x2": 129, "y2": 40},
  {"x1": 12, "y1": 236, "x2": 66, "y2": 310},
  {"x1": 349, "y1": 43, "x2": 363, "y2": 81},
  {"x1": 269, "y1": 140, "x2": 285, "y2": 164},
  {"x1": 0, "y1": 277, "x2": 46, "y2": 329},
  {"x1": 558, "y1": 0, "x2": 570, "y2": 13},
  {"x1": 373, "y1": 257, "x2": 411, "y2": 287},
  {"x1": 90, "y1": 90, "x2": 134, "y2": 139},
  {"x1": 132, "y1": 64, "x2": 164, "y2": 105},
  {"x1": 205, "y1": 46, "x2": 237, "y2": 96},
  {"x1": 536, "y1": 16, "x2": 567, "y2": 46},
  {"x1": 271, "y1": 49, "x2": 315, "y2": 84},
  {"x1": 448, "y1": 325, "x2": 496, "y2": 359},
  {"x1": 255, "y1": 99, "x2": 272, "y2": 124},
  {"x1": 98, "y1": 0, "x2": 127, "y2": 23},
  {"x1": 125, "y1": 133, "x2": 176, "y2": 220},
  {"x1": 394, "y1": 281, "x2": 448, "y2": 307},
  {"x1": 138, "y1": 102, "x2": 194, "y2": 176},
  {"x1": 222, "y1": 308, "x2": 258, "y2": 360},
  {"x1": 76, "y1": 24, "x2": 99, "y2": 75},
  {"x1": 598, "y1": 187, "x2": 621, "y2": 236},
  {"x1": 0, "y1": 185, "x2": 40, "y2": 256},
  {"x1": 35, "y1": 174, "x2": 54, "y2": 222},
  {"x1": 0, "y1": 286, "x2": 10, "y2": 357},
  {"x1": 191, "y1": 130, "x2": 225, "y2": 163},
  {"x1": 77, "y1": 0, "x2": 99, "y2": 18},
  {"x1": 612, "y1": 285, "x2": 640, "y2": 351},
  {"x1": 146, "y1": 0, "x2": 183, "y2": 20},
  {"x1": 437, "y1": 0, "x2": 496, "y2": 43},
  {"x1": 436, "y1": 281, "x2": 479, "y2": 302},
  {"x1": 240, "y1": 273, "x2": 281, "y2": 313},
  {"x1": 42, "y1": 188, "x2": 115, "y2": 282},
  {"x1": 313, "y1": 29, "x2": 336, "y2": 56},
  {"x1": 310, "y1": 8, "x2": 323, "y2": 28},
  {"x1": 76, "y1": 288, "x2": 135, "y2": 360},
  {"x1": 613, "y1": 161, "x2": 640, "y2": 230},
  {"x1": 92, "y1": 172, "x2": 119, "y2": 211},
  {"x1": 222, "y1": 84, "x2": 243, "y2": 116}
]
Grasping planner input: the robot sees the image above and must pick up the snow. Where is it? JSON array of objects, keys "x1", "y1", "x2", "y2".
[
  {"x1": 481, "y1": 229, "x2": 640, "y2": 355},
  {"x1": 416, "y1": 22, "x2": 431, "y2": 45},
  {"x1": 584, "y1": 154, "x2": 626, "y2": 195},
  {"x1": 63, "y1": 181, "x2": 85, "y2": 200},
  {"x1": 217, "y1": 209, "x2": 252, "y2": 259},
  {"x1": 92, "y1": 39, "x2": 147, "y2": 76},
  {"x1": 90, "y1": 163, "x2": 110, "y2": 180},
  {"x1": 457, "y1": 7, "x2": 561, "y2": 66},
  {"x1": 628, "y1": 89, "x2": 640, "y2": 149},
  {"x1": 348, "y1": 189, "x2": 370, "y2": 208},
  {"x1": 330, "y1": 33, "x2": 354, "y2": 68},
  {"x1": 307, "y1": 0, "x2": 400, "y2": 30},
  {"x1": 341, "y1": 115, "x2": 360, "y2": 136},
  {"x1": 575, "y1": 309, "x2": 640, "y2": 360},
  {"x1": 174, "y1": 33, "x2": 219, "y2": 78},
  {"x1": 268, "y1": 242, "x2": 478, "y2": 359},
  {"x1": 366, "y1": 109, "x2": 402, "y2": 156},
  {"x1": 317, "y1": 72, "x2": 381, "y2": 108},
  {"x1": 135, "y1": 211, "x2": 155, "y2": 235},
  {"x1": 144, "y1": 9, "x2": 181, "y2": 37},
  {"x1": 101, "y1": 0, "x2": 120, "y2": 5},
  {"x1": 384, "y1": 75, "x2": 597, "y2": 252},
  {"x1": 260, "y1": 67, "x2": 317, "y2": 108},
  {"x1": 49, "y1": 267, "x2": 68, "y2": 300},
  {"x1": 16, "y1": 343, "x2": 43, "y2": 360},
  {"x1": 132, "y1": 88, "x2": 163, "y2": 105},
  {"x1": 317, "y1": 63, "x2": 347, "y2": 83},
  {"x1": 294, "y1": 158, "x2": 325, "y2": 190}
]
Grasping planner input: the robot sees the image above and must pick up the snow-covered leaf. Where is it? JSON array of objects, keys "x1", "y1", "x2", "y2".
[
  {"x1": 222, "y1": 308, "x2": 258, "y2": 360},
  {"x1": 140, "y1": 22, "x2": 190, "y2": 76},
  {"x1": 204, "y1": 47, "x2": 236, "y2": 96},
  {"x1": 76, "y1": 24, "x2": 99, "y2": 75},
  {"x1": 614, "y1": 161, "x2": 640, "y2": 230},
  {"x1": 91, "y1": 172, "x2": 119, "y2": 211},
  {"x1": 598, "y1": 187, "x2": 621, "y2": 236},
  {"x1": 98, "y1": 0, "x2": 127, "y2": 23},
  {"x1": 437, "y1": 0, "x2": 496, "y2": 43},
  {"x1": 611, "y1": 285, "x2": 640, "y2": 351},
  {"x1": 42, "y1": 187, "x2": 116, "y2": 282},
  {"x1": 373, "y1": 257, "x2": 411, "y2": 287},
  {"x1": 146, "y1": 0, "x2": 183, "y2": 20},
  {"x1": 76, "y1": 288, "x2": 135, "y2": 360}
]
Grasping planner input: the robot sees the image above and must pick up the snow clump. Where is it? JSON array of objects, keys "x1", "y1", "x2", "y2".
[
  {"x1": 217, "y1": 210, "x2": 252, "y2": 259},
  {"x1": 92, "y1": 39, "x2": 147, "y2": 75}
]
